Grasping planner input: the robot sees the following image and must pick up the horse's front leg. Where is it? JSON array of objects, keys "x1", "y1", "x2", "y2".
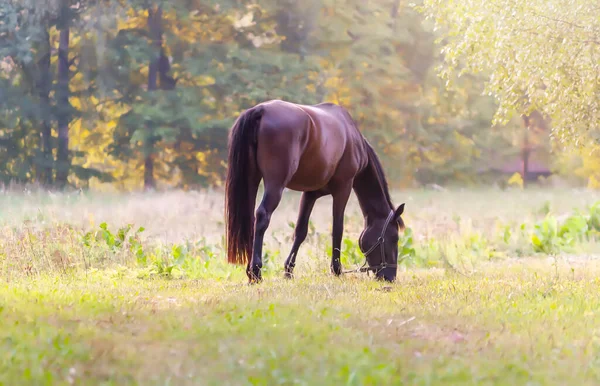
[
  {"x1": 248, "y1": 185, "x2": 283, "y2": 283},
  {"x1": 284, "y1": 191, "x2": 324, "y2": 279},
  {"x1": 331, "y1": 184, "x2": 352, "y2": 276}
]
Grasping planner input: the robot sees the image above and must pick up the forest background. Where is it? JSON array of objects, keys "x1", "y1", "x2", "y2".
[{"x1": 1, "y1": 0, "x2": 597, "y2": 192}]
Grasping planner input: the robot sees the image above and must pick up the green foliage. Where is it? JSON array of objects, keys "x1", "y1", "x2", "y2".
[
  {"x1": 83, "y1": 222, "x2": 146, "y2": 264},
  {"x1": 588, "y1": 202, "x2": 600, "y2": 233},
  {"x1": 531, "y1": 216, "x2": 561, "y2": 254},
  {"x1": 419, "y1": 0, "x2": 600, "y2": 145},
  {"x1": 0, "y1": 0, "x2": 554, "y2": 190},
  {"x1": 398, "y1": 227, "x2": 416, "y2": 262},
  {"x1": 340, "y1": 238, "x2": 364, "y2": 266},
  {"x1": 530, "y1": 202, "x2": 600, "y2": 254},
  {"x1": 559, "y1": 213, "x2": 589, "y2": 245}
]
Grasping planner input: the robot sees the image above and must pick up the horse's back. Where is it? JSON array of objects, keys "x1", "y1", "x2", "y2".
[{"x1": 255, "y1": 100, "x2": 366, "y2": 192}]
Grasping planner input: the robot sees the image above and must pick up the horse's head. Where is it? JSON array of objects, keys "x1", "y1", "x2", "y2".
[{"x1": 358, "y1": 203, "x2": 405, "y2": 282}]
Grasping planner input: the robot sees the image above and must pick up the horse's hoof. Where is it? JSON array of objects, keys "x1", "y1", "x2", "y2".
[
  {"x1": 247, "y1": 266, "x2": 262, "y2": 284},
  {"x1": 284, "y1": 265, "x2": 295, "y2": 279},
  {"x1": 330, "y1": 263, "x2": 342, "y2": 276},
  {"x1": 248, "y1": 275, "x2": 262, "y2": 284}
]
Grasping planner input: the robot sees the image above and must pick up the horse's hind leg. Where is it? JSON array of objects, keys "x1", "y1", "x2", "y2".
[
  {"x1": 248, "y1": 182, "x2": 284, "y2": 283},
  {"x1": 284, "y1": 190, "x2": 325, "y2": 279}
]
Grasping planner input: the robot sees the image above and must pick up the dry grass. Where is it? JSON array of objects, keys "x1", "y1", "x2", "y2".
[{"x1": 2, "y1": 186, "x2": 597, "y2": 241}]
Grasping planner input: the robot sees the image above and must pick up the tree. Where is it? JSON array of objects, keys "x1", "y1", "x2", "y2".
[
  {"x1": 418, "y1": 0, "x2": 600, "y2": 146},
  {"x1": 36, "y1": 26, "x2": 54, "y2": 186},
  {"x1": 2, "y1": 0, "x2": 574, "y2": 190},
  {"x1": 103, "y1": 1, "x2": 320, "y2": 190},
  {"x1": 0, "y1": 1, "x2": 60, "y2": 185},
  {"x1": 55, "y1": 0, "x2": 73, "y2": 188},
  {"x1": 143, "y1": 4, "x2": 162, "y2": 190},
  {"x1": 305, "y1": 0, "x2": 504, "y2": 187},
  {"x1": 0, "y1": 0, "x2": 108, "y2": 188}
]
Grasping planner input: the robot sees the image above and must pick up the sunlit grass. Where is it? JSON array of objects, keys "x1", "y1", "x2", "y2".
[
  {"x1": 2, "y1": 187, "x2": 600, "y2": 384},
  {"x1": 4, "y1": 260, "x2": 600, "y2": 385}
]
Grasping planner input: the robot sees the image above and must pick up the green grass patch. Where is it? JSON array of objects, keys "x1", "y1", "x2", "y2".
[{"x1": 3, "y1": 262, "x2": 600, "y2": 385}]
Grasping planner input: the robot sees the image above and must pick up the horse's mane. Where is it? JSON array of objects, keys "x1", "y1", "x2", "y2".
[{"x1": 363, "y1": 139, "x2": 395, "y2": 211}]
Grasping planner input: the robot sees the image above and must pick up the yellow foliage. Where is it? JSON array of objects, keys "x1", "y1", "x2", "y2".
[
  {"x1": 117, "y1": 8, "x2": 146, "y2": 30},
  {"x1": 195, "y1": 75, "x2": 216, "y2": 87},
  {"x1": 196, "y1": 152, "x2": 207, "y2": 163},
  {"x1": 508, "y1": 172, "x2": 524, "y2": 189},
  {"x1": 69, "y1": 98, "x2": 145, "y2": 192},
  {"x1": 568, "y1": 144, "x2": 600, "y2": 189},
  {"x1": 588, "y1": 175, "x2": 600, "y2": 190}
]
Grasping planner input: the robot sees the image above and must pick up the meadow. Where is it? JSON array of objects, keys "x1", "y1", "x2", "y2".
[{"x1": 2, "y1": 187, "x2": 600, "y2": 385}]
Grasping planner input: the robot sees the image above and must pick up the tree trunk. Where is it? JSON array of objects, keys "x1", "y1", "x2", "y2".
[
  {"x1": 55, "y1": 26, "x2": 71, "y2": 189},
  {"x1": 522, "y1": 115, "x2": 531, "y2": 188},
  {"x1": 144, "y1": 5, "x2": 163, "y2": 191},
  {"x1": 37, "y1": 29, "x2": 53, "y2": 186},
  {"x1": 143, "y1": 153, "x2": 155, "y2": 189},
  {"x1": 158, "y1": 48, "x2": 176, "y2": 90},
  {"x1": 147, "y1": 8, "x2": 160, "y2": 91}
]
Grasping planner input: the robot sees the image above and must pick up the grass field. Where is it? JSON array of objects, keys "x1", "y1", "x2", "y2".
[{"x1": 2, "y1": 187, "x2": 600, "y2": 385}]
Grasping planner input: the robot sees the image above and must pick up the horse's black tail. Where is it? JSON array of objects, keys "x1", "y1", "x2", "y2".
[{"x1": 225, "y1": 106, "x2": 264, "y2": 265}]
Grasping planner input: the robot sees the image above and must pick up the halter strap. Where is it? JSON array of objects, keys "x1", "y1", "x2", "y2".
[{"x1": 342, "y1": 209, "x2": 397, "y2": 275}]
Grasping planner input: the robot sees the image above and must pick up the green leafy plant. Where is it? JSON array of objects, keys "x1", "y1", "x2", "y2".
[
  {"x1": 559, "y1": 213, "x2": 589, "y2": 246},
  {"x1": 587, "y1": 201, "x2": 600, "y2": 233},
  {"x1": 82, "y1": 222, "x2": 146, "y2": 264},
  {"x1": 502, "y1": 225, "x2": 512, "y2": 245},
  {"x1": 398, "y1": 228, "x2": 416, "y2": 264},
  {"x1": 531, "y1": 216, "x2": 561, "y2": 254}
]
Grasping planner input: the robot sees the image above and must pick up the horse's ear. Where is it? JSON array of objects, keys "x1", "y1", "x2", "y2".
[
  {"x1": 394, "y1": 203, "x2": 406, "y2": 230},
  {"x1": 394, "y1": 203, "x2": 405, "y2": 219}
]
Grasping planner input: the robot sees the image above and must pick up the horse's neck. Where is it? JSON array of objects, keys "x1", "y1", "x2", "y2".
[{"x1": 353, "y1": 160, "x2": 391, "y2": 224}]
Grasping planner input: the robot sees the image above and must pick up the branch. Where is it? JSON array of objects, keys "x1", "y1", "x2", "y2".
[
  {"x1": 529, "y1": 11, "x2": 586, "y2": 30},
  {"x1": 529, "y1": 9, "x2": 600, "y2": 42},
  {"x1": 513, "y1": 26, "x2": 599, "y2": 46},
  {"x1": 346, "y1": 30, "x2": 359, "y2": 41},
  {"x1": 68, "y1": 55, "x2": 79, "y2": 67}
]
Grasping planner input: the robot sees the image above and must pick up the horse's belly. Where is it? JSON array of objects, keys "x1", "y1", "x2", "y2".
[
  {"x1": 286, "y1": 177, "x2": 327, "y2": 192},
  {"x1": 286, "y1": 153, "x2": 339, "y2": 191}
]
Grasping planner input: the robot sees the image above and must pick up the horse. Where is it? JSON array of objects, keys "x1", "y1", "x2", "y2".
[{"x1": 224, "y1": 99, "x2": 405, "y2": 283}]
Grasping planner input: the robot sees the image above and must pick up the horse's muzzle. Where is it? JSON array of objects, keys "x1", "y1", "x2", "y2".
[{"x1": 375, "y1": 266, "x2": 397, "y2": 282}]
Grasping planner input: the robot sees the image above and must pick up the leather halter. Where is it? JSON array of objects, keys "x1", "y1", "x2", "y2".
[{"x1": 342, "y1": 209, "x2": 397, "y2": 275}]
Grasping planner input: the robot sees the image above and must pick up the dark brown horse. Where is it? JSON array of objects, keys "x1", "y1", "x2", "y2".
[{"x1": 225, "y1": 99, "x2": 405, "y2": 283}]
